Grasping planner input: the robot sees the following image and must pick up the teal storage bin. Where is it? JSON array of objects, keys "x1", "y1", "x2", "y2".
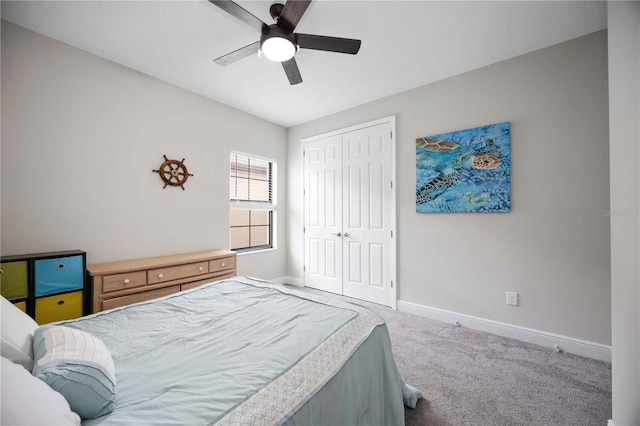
[{"x1": 34, "y1": 255, "x2": 84, "y2": 297}]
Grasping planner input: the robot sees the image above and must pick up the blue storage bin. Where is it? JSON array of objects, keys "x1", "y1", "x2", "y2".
[{"x1": 34, "y1": 255, "x2": 84, "y2": 297}]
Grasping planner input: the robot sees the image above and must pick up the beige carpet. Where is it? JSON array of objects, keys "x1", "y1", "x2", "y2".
[{"x1": 300, "y1": 287, "x2": 612, "y2": 426}]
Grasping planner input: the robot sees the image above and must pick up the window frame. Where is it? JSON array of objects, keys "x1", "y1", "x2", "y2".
[{"x1": 229, "y1": 151, "x2": 277, "y2": 253}]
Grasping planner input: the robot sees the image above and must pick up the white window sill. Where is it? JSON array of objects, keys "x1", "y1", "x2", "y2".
[{"x1": 235, "y1": 247, "x2": 277, "y2": 256}]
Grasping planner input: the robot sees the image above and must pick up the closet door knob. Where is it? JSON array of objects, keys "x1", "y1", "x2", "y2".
[
  {"x1": 344, "y1": 233, "x2": 351, "y2": 238},
  {"x1": 332, "y1": 232, "x2": 342, "y2": 237}
]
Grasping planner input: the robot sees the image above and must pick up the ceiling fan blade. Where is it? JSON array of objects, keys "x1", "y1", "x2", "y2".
[
  {"x1": 208, "y1": 0, "x2": 268, "y2": 33},
  {"x1": 277, "y1": 0, "x2": 311, "y2": 32},
  {"x1": 214, "y1": 41, "x2": 260, "y2": 66},
  {"x1": 296, "y1": 33, "x2": 361, "y2": 55},
  {"x1": 282, "y1": 58, "x2": 303, "y2": 85}
]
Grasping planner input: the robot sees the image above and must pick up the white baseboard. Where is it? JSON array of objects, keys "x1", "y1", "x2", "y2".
[
  {"x1": 272, "y1": 276, "x2": 303, "y2": 287},
  {"x1": 397, "y1": 300, "x2": 611, "y2": 363}
]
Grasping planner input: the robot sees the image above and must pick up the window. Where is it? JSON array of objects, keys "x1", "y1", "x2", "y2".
[{"x1": 229, "y1": 152, "x2": 276, "y2": 252}]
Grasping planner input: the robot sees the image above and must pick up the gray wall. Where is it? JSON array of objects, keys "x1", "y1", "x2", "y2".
[
  {"x1": 287, "y1": 31, "x2": 611, "y2": 345},
  {"x1": 608, "y1": 2, "x2": 640, "y2": 424},
  {"x1": 1, "y1": 21, "x2": 287, "y2": 279}
]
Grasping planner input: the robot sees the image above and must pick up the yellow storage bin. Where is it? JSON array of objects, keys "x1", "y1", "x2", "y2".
[
  {"x1": 14, "y1": 301, "x2": 27, "y2": 313},
  {"x1": 0, "y1": 261, "x2": 29, "y2": 300},
  {"x1": 35, "y1": 290, "x2": 83, "y2": 324}
]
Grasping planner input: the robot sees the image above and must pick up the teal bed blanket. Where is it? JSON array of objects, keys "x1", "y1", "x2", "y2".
[{"x1": 59, "y1": 277, "x2": 410, "y2": 425}]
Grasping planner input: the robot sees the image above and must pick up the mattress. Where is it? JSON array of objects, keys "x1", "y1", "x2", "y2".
[{"x1": 57, "y1": 277, "x2": 411, "y2": 425}]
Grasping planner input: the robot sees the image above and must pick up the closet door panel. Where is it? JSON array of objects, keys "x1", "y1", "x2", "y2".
[
  {"x1": 342, "y1": 123, "x2": 394, "y2": 306},
  {"x1": 304, "y1": 135, "x2": 343, "y2": 295}
]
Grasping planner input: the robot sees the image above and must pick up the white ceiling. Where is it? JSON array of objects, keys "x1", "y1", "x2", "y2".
[{"x1": 1, "y1": 1, "x2": 606, "y2": 128}]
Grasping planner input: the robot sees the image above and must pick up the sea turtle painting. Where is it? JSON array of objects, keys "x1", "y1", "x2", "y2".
[{"x1": 415, "y1": 122, "x2": 510, "y2": 213}]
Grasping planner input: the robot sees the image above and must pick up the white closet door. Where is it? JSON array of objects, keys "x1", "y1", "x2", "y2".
[
  {"x1": 341, "y1": 123, "x2": 394, "y2": 306},
  {"x1": 303, "y1": 118, "x2": 396, "y2": 308},
  {"x1": 303, "y1": 134, "x2": 343, "y2": 295}
]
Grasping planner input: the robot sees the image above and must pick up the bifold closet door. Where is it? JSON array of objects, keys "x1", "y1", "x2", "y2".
[
  {"x1": 304, "y1": 121, "x2": 394, "y2": 307},
  {"x1": 304, "y1": 134, "x2": 343, "y2": 295},
  {"x1": 341, "y1": 124, "x2": 394, "y2": 306}
]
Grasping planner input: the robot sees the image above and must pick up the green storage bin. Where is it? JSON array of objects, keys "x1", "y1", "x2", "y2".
[{"x1": 0, "y1": 261, "x2": 29, "y2": 300}]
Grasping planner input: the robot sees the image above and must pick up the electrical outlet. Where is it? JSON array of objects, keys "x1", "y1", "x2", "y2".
[{"x1": 506, "y1": 291, "x2": 518, "y2": 306}]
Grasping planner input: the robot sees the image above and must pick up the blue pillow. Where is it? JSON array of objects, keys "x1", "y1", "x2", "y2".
[{"x1": 32, "y1": 325, "x2": 117, "y2": 419}]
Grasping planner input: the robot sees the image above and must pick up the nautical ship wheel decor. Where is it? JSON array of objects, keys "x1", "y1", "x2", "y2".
[{"x1": 152, "y1": 155, "x2": 194, "y2": 190}]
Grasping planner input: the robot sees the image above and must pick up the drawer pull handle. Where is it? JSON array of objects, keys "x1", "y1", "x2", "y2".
[
  {"x1": 58, "y1": 264, "x2": 65, "y2": 269},
  {"x1": 123, "y1": 279, "x2": 130, "y2": 285},
  {"x1": 57, "y1": 300, "x2": 65, "y2": 306},
  {"x1": 221, "y1": 263, "x2": 226, "y2": 267},
  {"x1": 158, "y1": 274, "x2": 164, "y2": 280},
  {"x1": 198, "y1": 267, "x2": 204, "y2": 272}
]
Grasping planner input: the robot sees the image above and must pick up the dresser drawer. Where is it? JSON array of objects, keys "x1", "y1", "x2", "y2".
[
  {"x1": 209, "y1": 256, "x2": 235, "y2": 274},
  {"x1": 34, "y1": 255, "x2": 84, "y2": 297},
  {"x1": 101, "y1": 286, "x2": 179, "y2": 311},
  {"x1": 0, "y1": 261, "x2": 29, "y2": 300},
  {"x1": 148, "y1": 261, "x2": 209, "y2": 285},
  {"x1": 35, "y1": 290, "x2": 83, "y2": 324},
  {"x1": 103, "y1": 271, "x2": 147, "y2": 294}
]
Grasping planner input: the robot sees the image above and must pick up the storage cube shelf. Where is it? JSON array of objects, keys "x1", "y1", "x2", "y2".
[{"x1": 0, "y1": 250, "x2": 87, "y2": 324}]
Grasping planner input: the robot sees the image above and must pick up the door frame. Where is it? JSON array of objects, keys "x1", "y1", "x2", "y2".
[{"x1": 301, "y1": 116, "x2": 397, "y2": 309}]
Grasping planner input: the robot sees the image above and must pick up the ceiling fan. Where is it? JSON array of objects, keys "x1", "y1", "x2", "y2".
[{"x1": 209, "y1": 0, "x2": 361, "y2": 85}]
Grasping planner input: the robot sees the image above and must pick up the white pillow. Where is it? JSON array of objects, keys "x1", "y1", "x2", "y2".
[
  {"x1": 33, "y1": 325, "x2": 117, "y2": 419},
  {"x1": 1, "y1": 356, "x2": 81, "y2": 425},
  {"x1": 0, "y1": 295, "x2": 38, "y2": 370}
]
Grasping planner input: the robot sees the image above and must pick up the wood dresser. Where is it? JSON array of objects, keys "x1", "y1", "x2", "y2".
[{"x1": 87, "y1": 250, "x2": 236, "y2": 313}]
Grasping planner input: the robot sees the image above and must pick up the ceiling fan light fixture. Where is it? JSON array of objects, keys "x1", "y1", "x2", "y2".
[{"x1": 260, "y1": 27, "x2": 297, "y2": 62}]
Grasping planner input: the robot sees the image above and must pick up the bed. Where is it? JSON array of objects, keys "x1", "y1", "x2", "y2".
[{"x1": 1, "y1": 276, "x2": 421, "y2": 425}]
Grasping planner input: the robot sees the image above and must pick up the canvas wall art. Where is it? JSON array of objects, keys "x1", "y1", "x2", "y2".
[{"x1": 416, "y1": 121, "x2": 510, "y2": 213}]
